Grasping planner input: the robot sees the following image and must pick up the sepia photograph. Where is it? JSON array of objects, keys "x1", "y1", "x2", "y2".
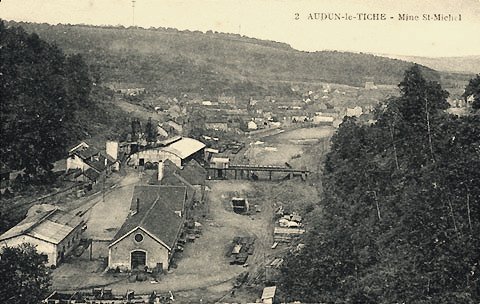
[{"x1": 0, "y1": 0, "x2": 479, "y2": 303}]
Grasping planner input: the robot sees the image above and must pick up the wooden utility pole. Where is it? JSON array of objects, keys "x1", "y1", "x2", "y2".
[
  {"x1": 89, "y1": 239, "x2": 93, "y2": 261},
  {"x1": 132, "y1": 0, "x2": 136, "y2": 26}
]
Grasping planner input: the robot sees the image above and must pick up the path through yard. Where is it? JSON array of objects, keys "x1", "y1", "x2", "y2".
[
  {"x1": 101, "y1": 180, "x2": 274, "y2": 301},
  {"x1": 82, "y1": 170, "x2": 141, "y2": 241},
  {"x1": 51, "y1": 169, "x2": 141, "y2": 291}
]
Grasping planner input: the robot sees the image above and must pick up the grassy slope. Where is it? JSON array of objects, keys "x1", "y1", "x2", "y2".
[{"x1": 7, "y1": 21, "x2": 448, "y2": 98}]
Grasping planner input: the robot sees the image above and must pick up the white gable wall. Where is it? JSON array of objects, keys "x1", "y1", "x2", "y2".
[
  {"x1": 66, "y1": 154, "x2": 89, "y2": 171},
  {"x1": 130, "y1": 150, "x2": 182, "y2": 167},
  {"x1": 108, "y1": 227, "x2": 170, "y2": 271},
  {"x1": 0, "y1": 235, "x2": 57, "y2": 266}
]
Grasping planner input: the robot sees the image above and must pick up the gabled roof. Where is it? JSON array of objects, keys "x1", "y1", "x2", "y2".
[
  {"x1": 180, "y1": 160, "x2": 207, "y2": 186},
  {"x1": 109, "y1": 185, "x2": 187, "y2": 251},
  {"x1": 0, "y1": 205, "x2": 83, "y2": 244},
  {"x1": 65, "y1": 168, "x2": 82, "y2": 178},
  {"x1": 68, "y1": 141, "x2": 89, "y2": 154},
  {"x1": 160, "y1": 173, "x2": 196, "y2": 201},
  {"x1": 160, "y1": 159, "x2": 206, "y2": 186},
  {"x1": 83, "y1": 153, "x2": 114, "y2": 172},
  {"x1": 153, "y1": 159, "x2": 197, "y2": 199},
  {"x1": 73, "y1": 146, "x2": 99, "y2": 160},
  {"x1": 161, "y1": 137, "x2": 206, "y2": 160},
  {"x1": 83, "y1": 168, "x2": 100, "y2": 181}
]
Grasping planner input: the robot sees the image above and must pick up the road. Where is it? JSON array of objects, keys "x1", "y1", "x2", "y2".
[{"x1": 81, "y1": 170, "x2": 141, "y2": 241}]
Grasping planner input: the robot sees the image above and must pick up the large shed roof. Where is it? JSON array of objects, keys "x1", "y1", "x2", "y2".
[
  {"x1": 0, "y1": 205, "x2": 83, "y2": 245},
  {"x1": 161, "y1": 137, "x2": 205, "y2": 160},
  {"x1": 109, "y1": 185, "x2": 186, "y2": 251}
]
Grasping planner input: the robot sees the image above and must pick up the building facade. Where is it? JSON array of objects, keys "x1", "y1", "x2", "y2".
[
  {"x1": 0, "y1": 205, "x2": 84, "y2": 266},
  {"x1": 108, "y1": 185, "x2": 187, "y2": 271}
]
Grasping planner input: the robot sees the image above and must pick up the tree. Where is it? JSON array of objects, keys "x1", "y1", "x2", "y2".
[
  {"x1": 279, "y1": 66, "x2": 480, "y2": 303},
  {"x1": 0, "y1": 21, "x2": 93, "y2": 180},
  {"x1": 462, "y1": 74, "x2": 480, "y2": 110},
  {"x1": 0, "y1": 244, "x2": 51, "y2": 303}
]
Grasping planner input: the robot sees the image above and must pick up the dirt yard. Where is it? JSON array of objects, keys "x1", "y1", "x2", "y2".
[
  {"x1": 81, "y1": 180, "x2": 275, "y2": 302},
  {"x1": 51, "y1": 169, "x2": 141, "y2": 290},
  {"x1": 51, "y1": 126, "x2": 333, "y2": 302}
]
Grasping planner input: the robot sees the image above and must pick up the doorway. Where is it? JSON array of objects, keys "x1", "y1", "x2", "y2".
[{"x1": 131, "y1": 250, "x2": 146, "y2": 270}]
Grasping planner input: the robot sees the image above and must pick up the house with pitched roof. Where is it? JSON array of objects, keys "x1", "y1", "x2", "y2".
[
  {"x1": 108, "y1": 185, "x2": 188, "y2": 271},
  {"x1": 0, "y1": 204, "x2": 84, "y2": 266},
  {"x1": 154, "y1": 159, "x2": 207, "y2": 202},
  {"x1": 66, "y1": 141, "x2": 118, "y2": 184}
]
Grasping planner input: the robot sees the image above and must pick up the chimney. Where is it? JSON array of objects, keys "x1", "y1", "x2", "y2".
[
  {"x1": 136, "y1": 198, "x2": 140, "y2": 214},
  {"x1": 106, "y1": 141, "x2": 119, "y2": 161},
  {"x1": 157, "y1": 160, "x2": 164, "y2": 182}
]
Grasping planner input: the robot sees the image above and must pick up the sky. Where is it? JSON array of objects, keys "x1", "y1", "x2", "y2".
[{"x1": 1, "y1": 0, "x2": 480, "y2": 57}]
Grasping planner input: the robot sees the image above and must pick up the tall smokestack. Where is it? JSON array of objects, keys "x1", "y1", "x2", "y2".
[
  {"x1": 157, "y1": 160, "x2": 164, "y2": 182},
  {"x1": 136, "y1": 198, "x2": 140, "y2": 214}
]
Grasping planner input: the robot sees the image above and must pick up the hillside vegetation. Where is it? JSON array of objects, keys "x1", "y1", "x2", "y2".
[
  {"x1": 0, "y1": 21, "x2": 130, "y2": 181},
  {"x1": 7, "y1": 21, "x2": 445, "y2": 98},
  {"x1": 279, "y1": 66, "x2": 480, "y2": 303}
]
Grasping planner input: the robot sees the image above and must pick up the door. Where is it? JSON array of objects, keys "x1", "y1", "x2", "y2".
[{"x1": 131, "y1": 250, "x2": 146, "y2": 270}]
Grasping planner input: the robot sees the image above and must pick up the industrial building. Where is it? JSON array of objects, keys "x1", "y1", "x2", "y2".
[
  {"x1": 129, "y1": 137, "x2": 205, "y2": 167},
  {"x1": 108, "y1": 185, "x2": 188, "y2": 271},
  {"x1": 0, "y1": 204, "x2": 84, "y2": 266}
]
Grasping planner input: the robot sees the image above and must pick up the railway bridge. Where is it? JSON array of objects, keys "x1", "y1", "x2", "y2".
[{"x1": 207, "y1": 163, "x2": 310, "y2": 181}]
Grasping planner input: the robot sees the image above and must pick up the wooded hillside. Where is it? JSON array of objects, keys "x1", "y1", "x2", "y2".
[
  {"x1": 279, "y1": 66, "x2": 480, "y2": 303},
  {"x1": 7, "y1": 21, "x2": 446, "y2": 98},
  {"x1": 0, "y1": 21, "x2": 129, "y2": 180}
]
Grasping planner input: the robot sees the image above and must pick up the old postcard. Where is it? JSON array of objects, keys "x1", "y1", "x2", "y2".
[{"x1": 0, "y1": 1, "x2": 479, "y2": 303}]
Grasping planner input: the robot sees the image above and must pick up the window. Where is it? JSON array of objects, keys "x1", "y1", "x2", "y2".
[{"x1": 134, "y1": 233, "x2": 144, "y2": 243}]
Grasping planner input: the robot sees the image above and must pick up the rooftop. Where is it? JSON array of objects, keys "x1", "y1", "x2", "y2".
[
  {"x1": 161, "y1": 137, "x2": 206, "y2": 160},
  {"x1": 110, "y1": 185, "x2": 187, "y2": 251},
  {"x1": 261, "y1": 286, "x2": 277, "y2": 300},
  {"x1": 0, "y1": 205, "x2": 84, "y2": 244}
]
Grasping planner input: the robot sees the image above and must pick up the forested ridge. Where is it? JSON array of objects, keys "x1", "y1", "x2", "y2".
[
  {"x1": 5, "y1": 21, "x2": 453, "y2": 98},
  {"x1": 0, "y1": 21, "x2": 129, "y2": 181},
  {"x1": 280, "y1": 67, "x2": 480, "y2": 303}
]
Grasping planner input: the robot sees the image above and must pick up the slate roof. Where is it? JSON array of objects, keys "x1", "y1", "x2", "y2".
[
  {"x1": 74, "y1": 146, "x2": 99, "y2": 160},
  {"x1": 69, "y1": 142, "x2": 115, "y2": 172},
  {"x1": 159, "y1": 159, "x2": 206, "y2": 186},
  {"x1": 83, "y1": 168, "x2": 100, "y2": 181},
  {"x1": 151, "y1": 159, "x2": 196, "y2": 200},
  {"x1": 160, "y1": 173, "x2": 196, "y2": 201},
  {"x1": 0, "y1": 205, "x2": 83, "y2": 244},
  {"x1": 65, "y1": 168, "x2": 82, "y2": 178},
  {"x1": 180, "y1": 160, "x2": 207, "y2": 186},
  {"x1": 109, "y1": 185, "x2": 186, "y2": 251}
]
